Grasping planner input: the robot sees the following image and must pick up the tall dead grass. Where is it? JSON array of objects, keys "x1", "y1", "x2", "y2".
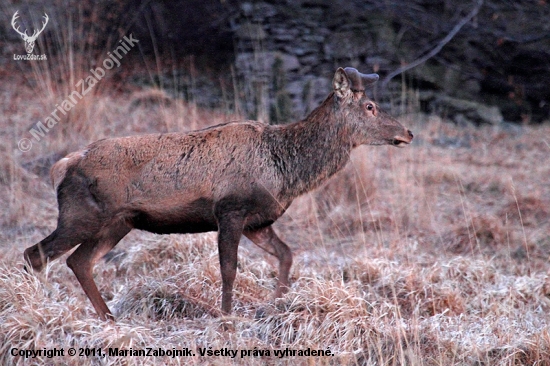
[
  {"x1": 2, "y1": 3, "x2": 550, "y2": 362},
  {"x1": 4, "y1": 92, "x2": 550, "y2": 364}
]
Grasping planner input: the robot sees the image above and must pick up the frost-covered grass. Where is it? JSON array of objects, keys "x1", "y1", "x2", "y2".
[{"x1": 2, "y1": 56, "x2": 550, "y2": 365}]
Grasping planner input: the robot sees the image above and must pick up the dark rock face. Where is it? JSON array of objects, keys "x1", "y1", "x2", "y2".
[
  {"x1": 227, "y1": 1, "x2": 550, "y2": 124},
  {"x1": 8, "y1": 0, "x2": 548, "y2": 124},
  {"x1": 423, "y1": 94, "x2": 503, "y2": 126}
]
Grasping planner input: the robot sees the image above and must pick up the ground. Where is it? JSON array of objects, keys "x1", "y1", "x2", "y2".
[{"x1": 1, "y1": 67, "x2": 550, "y2": 365}]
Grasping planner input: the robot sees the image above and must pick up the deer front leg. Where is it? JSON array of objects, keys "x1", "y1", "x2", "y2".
[
  {"x1": 244, "y1": 225, "x2": 293, "y2": 298},
  {"x1": 216, "y1": 211, "x2": 245, "y2": 314}
]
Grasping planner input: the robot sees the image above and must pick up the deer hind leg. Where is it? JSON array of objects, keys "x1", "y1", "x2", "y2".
[
  {"x1": 24, "y1": 228, "x2": 80, "y2": 273},
  {"x1": 24, "y1": 216, "x2": 99, "y2": 272},
  {"x1": 244, "y1": 225, "x2": 293, "y2": 298},
  {"x1": 25, "y1": 178, "x2": 104, "y2": 272},
  {"x1": 66, "y1": 221, "x2": 131, "y2": 321}
]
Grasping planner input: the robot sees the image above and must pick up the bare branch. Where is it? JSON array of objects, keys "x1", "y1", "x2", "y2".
[{"x1": 381, "y1": 0, "x2": 484, "y2": 91}]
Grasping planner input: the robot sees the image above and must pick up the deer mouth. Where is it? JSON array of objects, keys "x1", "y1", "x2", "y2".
[
  {"x1": 391, "y1": 137, "x2": 411, "y2": 147},
  {"x1": 391, "y1": 130, "x2": 413, "y2": 147}
]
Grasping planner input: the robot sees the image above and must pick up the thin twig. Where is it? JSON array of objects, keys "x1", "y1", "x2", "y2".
[{"x1": 381, "y1": 0, "x2": 484, "y2": 91}]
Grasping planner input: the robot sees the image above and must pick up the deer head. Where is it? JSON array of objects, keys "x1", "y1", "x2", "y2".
[
  {"x1": 333, "y1": 67, "x2": 413, "y2": 148},
  {"x1": 11, "y1": 11, "x2": 49, "y2": 54}
]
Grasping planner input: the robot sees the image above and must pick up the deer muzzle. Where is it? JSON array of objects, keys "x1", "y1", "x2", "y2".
[{"x1": 391, "y1": 129, "x2": 414, "y2": 147}]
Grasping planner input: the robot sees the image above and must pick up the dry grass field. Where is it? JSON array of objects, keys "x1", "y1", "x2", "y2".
[{"x1": 1, "y1": 58, "x2": 550, "y2": 365}]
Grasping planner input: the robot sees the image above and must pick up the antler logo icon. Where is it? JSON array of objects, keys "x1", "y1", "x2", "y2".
[{"x1": 11, "y1": 11, "x2": 49, "y2": 54}]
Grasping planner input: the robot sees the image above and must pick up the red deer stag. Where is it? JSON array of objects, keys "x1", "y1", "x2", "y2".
[{"x1": 24, "y1": 67, "x2": 413, "y2": 320}]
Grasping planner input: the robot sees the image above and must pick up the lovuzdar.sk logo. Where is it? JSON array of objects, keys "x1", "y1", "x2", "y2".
[{"x1": 11, "y1": 10, "x2": 48, "y2": 61}]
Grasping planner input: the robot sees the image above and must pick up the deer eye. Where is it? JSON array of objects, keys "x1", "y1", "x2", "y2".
[{"x1": 366, "y1": 104, "x2": 374, "y2": 111}]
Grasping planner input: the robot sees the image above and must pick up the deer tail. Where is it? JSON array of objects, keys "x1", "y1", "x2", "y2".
[{"x1": 50, "y1": 151, "x2": 85, "y2": 191}]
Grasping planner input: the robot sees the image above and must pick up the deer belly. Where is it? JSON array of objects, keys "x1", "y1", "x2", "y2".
[{"x1": 131, "y1": 197, "x2": 217, "y2": 234}]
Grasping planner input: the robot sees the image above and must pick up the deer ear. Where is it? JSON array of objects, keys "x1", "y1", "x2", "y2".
[{"x1": 333, "y1": 67, "x2": 351, "y2": 99}]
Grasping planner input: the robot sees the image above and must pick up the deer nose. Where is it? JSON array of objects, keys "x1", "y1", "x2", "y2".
[{"x1": 407, "y1": 130, "x2": 413, "y2": 139}]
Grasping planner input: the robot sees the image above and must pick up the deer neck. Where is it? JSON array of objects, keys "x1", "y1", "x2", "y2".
[{"x1": 271, "y1": 95, "x2": 353, "y2": 197}]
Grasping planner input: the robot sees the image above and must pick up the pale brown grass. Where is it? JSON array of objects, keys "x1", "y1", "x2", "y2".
[{"x1": 2, "y1": 65, "x2": 550, "y2": 365}]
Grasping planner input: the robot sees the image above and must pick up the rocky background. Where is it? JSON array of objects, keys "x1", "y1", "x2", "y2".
[{"x1": 3, "y1": 0, "x2": 550, "y2": 125}]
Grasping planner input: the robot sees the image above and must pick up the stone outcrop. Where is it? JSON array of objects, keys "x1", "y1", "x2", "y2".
[
  {"x1": 9, "y1": 0, "x2": 548, "y2": 124},
  {"x1": 227, "y1": 1, "x2": 550, "y2": 124}
]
